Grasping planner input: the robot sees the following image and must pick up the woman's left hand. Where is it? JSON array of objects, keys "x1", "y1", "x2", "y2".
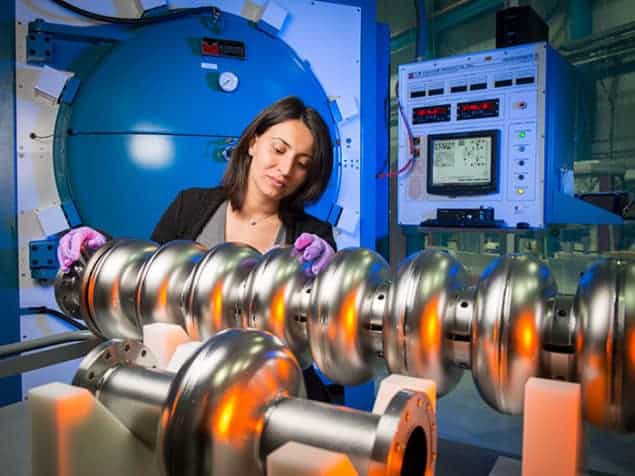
[{"x1": 293, "y1": 232, "x2": 335, "y2": 276}]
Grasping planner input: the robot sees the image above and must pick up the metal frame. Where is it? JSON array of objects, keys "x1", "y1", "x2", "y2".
[
  {"x1": 0, "y1": 0, "x2": 21, "y2": 405},
  {"x1": 0, "y1": 337, "x2": 100, "y2": 379},
  {"x1": 323, "y1": 0, "x2": 389, "y2": 250}
]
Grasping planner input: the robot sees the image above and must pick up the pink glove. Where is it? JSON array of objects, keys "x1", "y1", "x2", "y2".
[
  {"x1": 57, "y1": 226, "x2": 107, "y2": 273},
  {"x1": 293, "y1": 232, "x2": 335, "y2": 276}
]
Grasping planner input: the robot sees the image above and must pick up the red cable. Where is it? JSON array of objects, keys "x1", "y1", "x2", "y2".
[{"x1": 377, "y1": 93, "x2": 417, "y2": 179}]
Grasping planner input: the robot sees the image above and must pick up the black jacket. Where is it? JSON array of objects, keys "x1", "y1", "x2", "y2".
[
  {"x1": 150, "y1": 186, "x2": 340, "y2": 403},
  {"x1": 151, "y1": 187, "x2": 337, "y2": 250}
]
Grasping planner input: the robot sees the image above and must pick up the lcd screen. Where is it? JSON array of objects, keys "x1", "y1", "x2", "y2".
[{"x1": 427, "y1": 130, "x2": 498, "y2": 195}]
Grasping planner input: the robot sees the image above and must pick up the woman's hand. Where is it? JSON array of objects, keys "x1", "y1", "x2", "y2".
[
  {"x1": 293, "y1": 232, "x2": 335, "y2": 276},
  {"x1": 57, "y1": 226, "x2": 107, "y2": 273}
]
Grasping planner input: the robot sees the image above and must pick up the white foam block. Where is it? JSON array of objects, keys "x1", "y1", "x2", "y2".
[
  {"x1": 522, "y1": 378, "x2": 581, "y2": 476},
  {"x1": 36, "y1": 204, "x2": 68, "y2": 236},
  {"x1": 166, "y1": 341, "x2": 203, "y2": 372},
  {"x1": 335, "y1": 95, "x2": 359, "y2": 122},
  {"x1": 261, "y1": 1, "x2": 288, "y2": 32},
  {"x1": 30, "y1": 382, "x2": 159, "y2": 476},
  {"x1": 142, "y1": 323, "x2": 191, "y2": 369},
  {"x1": 267, "y1": 441, "x2": 357, "y2": 476},
  {"x1": 240, "y1": 0, "x2": 266, "y2": 22},
  {"x1": 337, "y1": 208, "x2": 359, "y2": 235},
  {"x1": 136, "y1": 0, "x2": 167, "y2": 13},
  {"x1": 373, "y1": 374, "x2": 437, "y2": 414},
  {"x1": 34, "y1": 65, "x2": 73, "y2": 104}
]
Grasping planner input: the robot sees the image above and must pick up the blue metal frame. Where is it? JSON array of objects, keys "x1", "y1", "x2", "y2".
[
  {"x1": 375, "y1": 22, "x2": 391, "y2": 256},
  {"x1": 27, "y1": 19, "x2": 128, "y2": 71},
  {"x1": 0, "y1": 0, "x2": 22, "y2": 405},
  {"x1": 544, "y1": 44, "x2": 622, "y2": 225},
  {"x1": 359, "y1": 0, "x2": 381, "y2": 251},
  {"x1": 29, "y1": 238, "x2": 60, "y2": 281},
  {"x1": 325, "y1": 0, "x2": 386, "y2": 251}
]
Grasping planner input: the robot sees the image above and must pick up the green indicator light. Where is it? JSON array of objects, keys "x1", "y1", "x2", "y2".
[{"x1": 519, "y1": 131, "x2": 526, "y2": 139}]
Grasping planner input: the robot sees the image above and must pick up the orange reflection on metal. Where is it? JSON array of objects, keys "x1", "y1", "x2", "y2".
[
  {"x1": 576, "y1": 330, "x2": 584, "y2": 354},
  {"x1": 487, "y1": 318, "x2": 501, "y2": 384},
  {"x1": 87, "y1": 275, "x2": 97, "y2": 316},
  {"x1": 159, "y1": 405, "x2": 171, "y2": 433},
  {"x1": 110, "y1": 276, "x2": 121, "y2": 312},
  {"x1": 382, "y1": 442, "x2": 403, "y2": 476},
  {"x1": 274, "y1": 352, "x2": 293, "y2": 383},
  {"x1": 628, "y1": 327, "x2": 635, "y2": 369},
  {"x1": 156, "y1": 280, "x2": 169, "y2": 312},
  {"x1": 211, "y1": 281, "x2": 224, "y2": 331},
  {"x1": 214, "y1": 389, "x2": 239, "y2": 438},
  {"x1": 210, "y1": 358, "x2": 296, "y2": 449},
  {"x1": 270, "y1": 286, "x2": 287, "y2": 338},
  {"x1": 605, "y1": 328, "x2": 614, "y2": 368},
  {"x1": 582, "y1": 354, "x2": 607, "y2": 425},
  {"x1": 484, "y1": 339, "x2": 499, "y2": 384},
  {"x1": 419, "y1": 295, "x2": 441, "y2": 352},
  {"x1": 56, "y1": 390, "x2": 95, "y2": 475},
  {"x1": 340, "y1": 289, "x2": 359, "y2": 350},
  {"x1": 515, "y1": 310, "x2": 538, "y2": 358},
  {"x1": 489, "y1": 315, "x2": 500, "y2": 373}
]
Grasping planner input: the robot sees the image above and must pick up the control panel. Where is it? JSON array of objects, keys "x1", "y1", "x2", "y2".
[{"x1": 397, "y1": 42, "x2": 573, "y2": 228}]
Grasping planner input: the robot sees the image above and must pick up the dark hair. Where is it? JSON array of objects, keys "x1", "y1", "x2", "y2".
[{"x1": 221, "y1": 96, "x2": 333, "y2": 220}]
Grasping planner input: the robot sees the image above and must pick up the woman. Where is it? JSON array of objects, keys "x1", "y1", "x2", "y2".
[{"x1": 58, "y1": 96, "x2": 339, "y2": 401}]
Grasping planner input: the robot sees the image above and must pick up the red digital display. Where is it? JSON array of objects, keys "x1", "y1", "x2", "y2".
[
  {"x1": 412, "y1": 104, "x2": 451, "y2": 124},
  {"x1": 416, "y1": 106, "x2": 449, "y2": 116},
  {"x1": 457, "y1": 99, "x2": 499, "y2": 120},
  {"x1": 459, "y1": 101, "x2": 495, "y2": 112}
]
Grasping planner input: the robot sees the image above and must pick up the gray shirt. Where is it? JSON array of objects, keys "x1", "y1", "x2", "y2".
[{"x1": 196, "y1": 200, "x2": 286, "y2": 248}]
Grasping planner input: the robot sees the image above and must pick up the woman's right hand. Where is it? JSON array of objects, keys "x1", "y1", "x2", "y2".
[{"x1": 57, "y1": 226, "x2": 107, "y2": 273}]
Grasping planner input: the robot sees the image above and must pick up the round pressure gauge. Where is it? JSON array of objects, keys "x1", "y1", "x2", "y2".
[{"x1": 218, "y1": 71, "x2": 239, "y2": 92}]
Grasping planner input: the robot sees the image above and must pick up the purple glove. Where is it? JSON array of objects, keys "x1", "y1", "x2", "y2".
[
  {"x1": 293, "y1": 232, "x2": 335, "y2": 276},
  {"x1": 57, "y1": 226, "x2": 107, "y2": 273}
]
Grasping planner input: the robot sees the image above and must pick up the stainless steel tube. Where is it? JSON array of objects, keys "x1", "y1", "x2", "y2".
[
  {"x1": 262, "y1": 397, "x2": 379, "y2": 469},
  {"x1": 98, "y1": 366, "x2": 173, "y2": 446},
  {"x1": 261, "y1": 390, "x2": 435, "y2": 476},
  {"x1": 74, "y1": 330, "x2": 435, "y2": 475},
  {"x1": 61, "y1": 239, "x2": 635, "y2": 431}
]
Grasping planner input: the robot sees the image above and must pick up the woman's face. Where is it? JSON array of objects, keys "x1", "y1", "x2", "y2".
[{"x1": 247, "y1": 119, "x2": 314, "y2": 203}]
